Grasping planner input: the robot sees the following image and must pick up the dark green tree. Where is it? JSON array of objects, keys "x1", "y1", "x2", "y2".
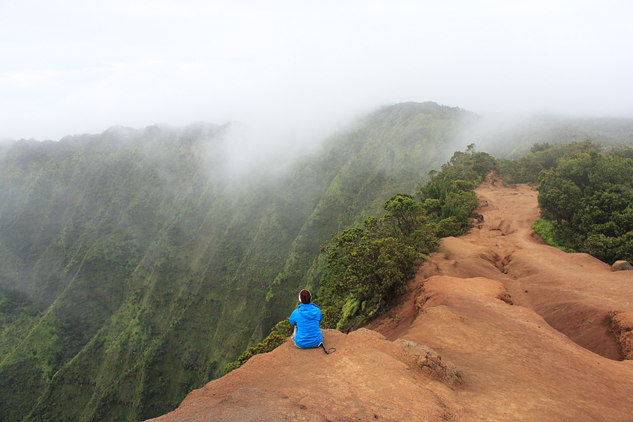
[{"x1": 536, "y1": 146, "x2": 633, "y2": 263}]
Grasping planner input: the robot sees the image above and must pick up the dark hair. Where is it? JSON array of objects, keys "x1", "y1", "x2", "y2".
[{"x1": 299, "y1": 289, "x2": 311, "y2": 304}]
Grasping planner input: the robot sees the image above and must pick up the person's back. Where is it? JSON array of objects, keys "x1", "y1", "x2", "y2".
[{"x1": 289, "y1": 289, "x2": 323, "y2": 348}]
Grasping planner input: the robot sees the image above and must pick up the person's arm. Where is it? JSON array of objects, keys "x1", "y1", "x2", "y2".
[{"x1": 289, "y1": 312, "x2": 297, "y2": 339}]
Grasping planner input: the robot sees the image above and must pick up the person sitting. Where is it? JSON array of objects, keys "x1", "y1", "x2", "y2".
[{"x1": 289, "y1": 289, "x2": 323, "y2": 348}]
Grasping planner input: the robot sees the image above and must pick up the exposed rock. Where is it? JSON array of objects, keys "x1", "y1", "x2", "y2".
[
  {"x1": 471, "y1": 212, "x2": 484, "y2": 228},
  {"x1": 395, "y1": 339, "x2": 463, "y2": 386},
  {"x1": 612, "y1": 260, "x2": 633, "y2": 271},
  {"x1": 496, "y1": 291, "x2": 514, "y2": 305},
  {"x1": 609, "y1": 310, "x2": 633, "y2": 359}
]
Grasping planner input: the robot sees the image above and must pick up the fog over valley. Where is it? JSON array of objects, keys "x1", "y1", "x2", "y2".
[
  {"x1": 2, "y1": 4, "x2": 633, "y2": 421},
  {"x1": 1, "y1": 0, "x2": 632, "y2": 149}
]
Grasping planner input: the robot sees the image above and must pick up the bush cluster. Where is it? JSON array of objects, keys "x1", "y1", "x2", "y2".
[
  {"x1": 316, "y1": 145, "x2": 496, "y2": 331},
  {"x1": 223, "y1": 320, "x2": 293, "y2": 373},
  {"x1": 537, "y1": 148, "x2": 633, "y2": 263}
]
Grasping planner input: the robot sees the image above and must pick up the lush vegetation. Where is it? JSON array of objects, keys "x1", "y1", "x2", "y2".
[
  {"x1": 499, "y1": 140, "x2": 633, "y2": 264},
  {"x1": 537, "y1": 148, "x2": 633, "y2": 263},
  {"x1": 223, "y1": 320, "x2": 293, "y2": 374}
]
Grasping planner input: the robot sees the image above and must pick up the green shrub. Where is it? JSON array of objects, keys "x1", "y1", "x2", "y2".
[
  {"x1": 224, "y1": 320, "x2": 293, "y2": 374},
  {"x1": 532, "y1": 219, "x2": 577, "y2": 253},
  {"x1": 536, "y1": 147, "x2": 633, "y2": 264}
]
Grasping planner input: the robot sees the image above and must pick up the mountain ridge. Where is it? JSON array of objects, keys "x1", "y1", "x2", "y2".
[{"x1": 148, "y1": 177, "x2": 633, "y2": 422}]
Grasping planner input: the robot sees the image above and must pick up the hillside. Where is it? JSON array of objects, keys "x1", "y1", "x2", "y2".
[
  {"x1": 0, "y1": 102, "x2": 474, "y2": 421},
  {"x1": 148, "y1": 177, "x2": 633, "y2": 422},
  {"x1": 480, "y1": 115, "x2": 633, "y2": 159}
]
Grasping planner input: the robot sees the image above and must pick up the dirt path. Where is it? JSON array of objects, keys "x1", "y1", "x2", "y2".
[
  {"x1": 475, "y1": 178, "x2": 633, "y2": 359},
  {"x1": 424, "y1": 177, "x2": 633, "y2": 359},
  {"x1": 148, "y1": 179, "x2": 633, "y2": 422}
]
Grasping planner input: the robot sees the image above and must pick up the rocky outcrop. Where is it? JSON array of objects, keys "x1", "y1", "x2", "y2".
[
  {"x1": 609, "y1": 310, "x2": 633, "y2": 359},
  {"x1": 612, "y1": 260, "x2": 633, "y2": 271},
  {"x1": 395, "y1": 339, "x2": 463, "y2": 386}
]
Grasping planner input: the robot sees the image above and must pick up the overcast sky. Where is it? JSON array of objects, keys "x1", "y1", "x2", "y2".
[{"x1": 1, "y1": 0, "x2": 632, "y2": 142}]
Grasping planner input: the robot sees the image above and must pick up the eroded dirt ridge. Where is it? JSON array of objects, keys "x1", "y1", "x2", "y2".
[
  {"x1": 408, "y1": 175, "x2": 633, "y2": 361},
  {"x1": 149, "y1": 177, "x2": 633, "y2": 422}
]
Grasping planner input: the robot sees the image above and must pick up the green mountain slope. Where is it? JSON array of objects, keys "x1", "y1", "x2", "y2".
[
  {"x1": 0, "y1": 102, "x2": 475, "y2": 421},
  {"x1": 483, "y1": 116, "x2": 633, "y2": 159}
]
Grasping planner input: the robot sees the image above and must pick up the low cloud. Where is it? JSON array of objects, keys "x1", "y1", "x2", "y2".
[{"x1": 1, "y1": 1, "x2": 632, "y2": 143}]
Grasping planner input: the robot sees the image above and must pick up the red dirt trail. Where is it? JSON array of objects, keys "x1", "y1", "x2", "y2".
[{"x1": 148, "y1": 178, "x2": 633, "y2": 422}]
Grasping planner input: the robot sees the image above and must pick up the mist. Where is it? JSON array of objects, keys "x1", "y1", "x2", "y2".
[{"x1": 1, "y1": 1, "x2": 632, "y2": 149}]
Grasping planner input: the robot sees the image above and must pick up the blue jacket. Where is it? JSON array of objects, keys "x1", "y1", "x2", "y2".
[{"x1": 289, "y1": 303, "x2": 323, "y2": 348}]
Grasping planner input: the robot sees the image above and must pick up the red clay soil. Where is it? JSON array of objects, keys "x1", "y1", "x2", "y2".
[{"x1": 147, "y1": 178, "x2": 633, "y2": 422}]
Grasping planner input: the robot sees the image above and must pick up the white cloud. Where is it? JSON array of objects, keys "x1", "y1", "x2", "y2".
[{"x1": 1, "y1": 0, "x2": 632, "y2": 141}]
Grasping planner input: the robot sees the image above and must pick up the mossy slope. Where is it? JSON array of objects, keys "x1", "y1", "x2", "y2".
[{"x1": 0, "y1": 102, "x2": 474, "y2": 421}]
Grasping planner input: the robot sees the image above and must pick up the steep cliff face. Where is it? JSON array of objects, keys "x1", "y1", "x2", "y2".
[
  {"x1": 0, "y1": 102, "x2": 475, "y2": 421},
  {"x1": 149, "y1": 179, "x2": 633, "y2": 422}
]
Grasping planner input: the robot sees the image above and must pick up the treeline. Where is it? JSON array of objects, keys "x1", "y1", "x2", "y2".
[
  {"x1": 499, "y1": 140, "x2": 633, "y2": 264},
  {"x1": 225, "y1": 146, "x2": 497, "y2": 372}
]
